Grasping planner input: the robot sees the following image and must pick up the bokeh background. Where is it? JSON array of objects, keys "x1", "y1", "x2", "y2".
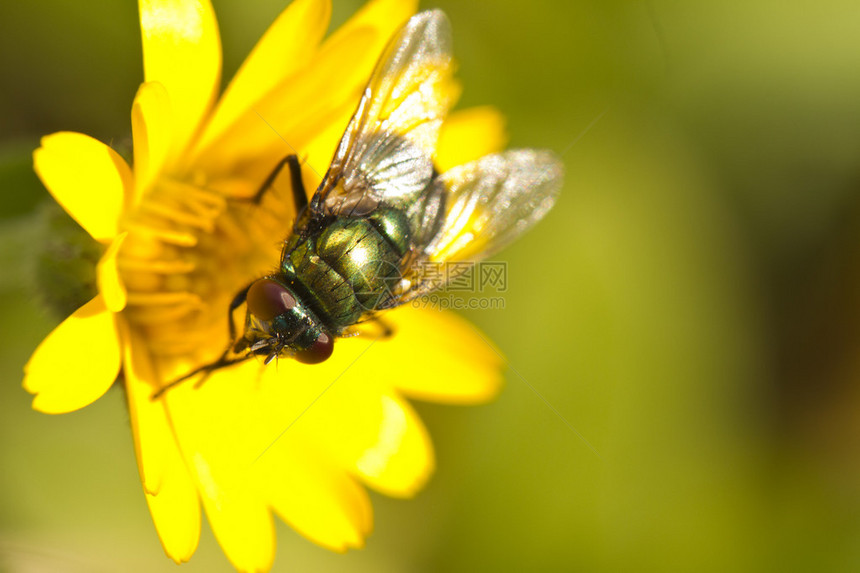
[{"x1": 3, "y1": 0, "x2": 860, "y2": 571}]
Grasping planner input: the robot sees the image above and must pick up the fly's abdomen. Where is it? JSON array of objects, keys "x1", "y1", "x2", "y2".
[
  {"x1": 318, "y1": 211, "x2": 408, "y2": 312},
  {"x1": 282, "y1": 238, "x2": 362, "y2": 327},
  {"x1": 284, "y1": 210, "x2": 411, "y2": 331}
]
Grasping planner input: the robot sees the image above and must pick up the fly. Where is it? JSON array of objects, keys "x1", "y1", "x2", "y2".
[{"x1": 153, "y1": 10, "x2": 563, "y2": 398}]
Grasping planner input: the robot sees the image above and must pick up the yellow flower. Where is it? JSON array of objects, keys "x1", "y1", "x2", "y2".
[{"x1": 23, "y1": 0, "x2": 506, "y2": 570}]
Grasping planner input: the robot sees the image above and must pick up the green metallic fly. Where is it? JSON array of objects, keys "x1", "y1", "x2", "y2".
[{"x1": 154, "y1": 10, "x2": 562, "y2": 398}]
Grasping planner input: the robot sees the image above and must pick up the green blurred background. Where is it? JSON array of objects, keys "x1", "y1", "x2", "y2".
[{"x1": 3, "y1": 0, "x2": 860, "y2": 571}]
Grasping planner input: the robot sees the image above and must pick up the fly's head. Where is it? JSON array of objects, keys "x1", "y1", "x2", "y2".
[{"x1": 236, "y1": 277, "x2": 334, "y2": 365}]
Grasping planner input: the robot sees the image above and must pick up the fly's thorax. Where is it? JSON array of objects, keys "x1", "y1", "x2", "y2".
[
  {"x1": 239, "y1": 277, "x2": 333, "y2": 364},
  {"x1": 365, "y1": 207, "x2": 411, "y2": 257}
]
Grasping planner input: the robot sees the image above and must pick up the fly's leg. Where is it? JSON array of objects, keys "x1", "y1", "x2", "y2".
[
  {"x1": 150, "y1": 283, "x2": 254, "y2": 400},
  {"x1": 373, "y1": 317, "x2": 395, "y2": 339},
  {"x1": 252, "y1": 154, "x2": 308, "y2": 215},
  {"x1": 344, "y1": 317, "x2": 395, "y2": 340},
  {"x1": 226, "y1": 282, "x2": 253, "y2": 345},
  {"x1": 150, "y1": 352, "x2": 251, "y2": 400}
]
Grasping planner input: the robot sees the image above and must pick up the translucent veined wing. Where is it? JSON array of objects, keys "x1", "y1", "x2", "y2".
[
  {"x1": 427, "y1": 149, "x2": 562, "y2": 261},
  {"x1": 309, "y1": 10, "x2": 456, "y2": 220},
  {"x1": 378, "y1": 149, "x2": 563, "y2": 308}
]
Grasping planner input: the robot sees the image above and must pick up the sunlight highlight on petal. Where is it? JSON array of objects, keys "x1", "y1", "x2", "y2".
[
  {"x1": 353, "y1": 395, "x2": 434, "y2": 497},
  {"x1": 34, "y1": 132, "x2": 132, "y2": 242},
  {"x1": 139, "y1": 0, "x2": 220, "y2": 167},
  {"x1": 24, "y1": 295, "x2": 121, "y2": 413}
]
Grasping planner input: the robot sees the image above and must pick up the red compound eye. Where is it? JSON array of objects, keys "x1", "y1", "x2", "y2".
[
  {"x1": 296, "y1": 331, "x2": 334, "y2": 364},
  {"x1": 246, "y1": 278, "x2": 296, "y2": 321}
]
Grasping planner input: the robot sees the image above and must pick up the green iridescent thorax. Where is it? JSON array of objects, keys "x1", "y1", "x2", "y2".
[{"x1": 279, "y1": 207, "x2": 412, "y2": 333}]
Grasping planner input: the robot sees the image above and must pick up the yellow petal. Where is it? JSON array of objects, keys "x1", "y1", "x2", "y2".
[
  {"x1": 136, "y1": 360, "x2": 262, "y2": 567},
  {"x1": 351, "y1": 395, "x2": 434, "y2": 498},
  {"x1": 124, "y1": 326, "x2": 174, "y2": 494},
  {"x1": 264, "y1": 448, "x2": 372, "y2": 552},
  {"x1": 139, "y1": 0, "x2": 220, "y2": 167},
  {"x1": 23, "y1": 295, "x2": 121, "y2": 413},
  {"x1": 435, "y1": 106, "x2": 508, "y2": 172},
  {"x1": 34, "y1": 132, "x2": 132, "y2": 242},
  {"x1": 162, "y1": 366, "x2": 285, "y2": 570},
  {"x1": 194, "y1": 0, "x2": 418, "y2": 183},
  {"x1": 96, "y1": 232, "x2": 128, "y2": 312},
  {"x1": 327, "y1": 0, "x2": 416, "y2": 48},
  {"x1": 125, "y1": 331, "x2": 201, "y2": 562},
  {"x1": 131, "y1": 81, "x2": 173, "y2": 199},
  {"x1": 193, "y1": 25, "x2": 377, "y2": 183},
  {"x1": 298, "y1": 97, "x2": 358, "y2": 193},
  {"x1": 159, "y1": 347, "x2": 384, "y2": 560},
  {"x1": 282, "y1": 356, "x2": 434, "y2": 497},
  {"x1": 144, "y1": 468, "x2": 201, "y2": 564},
  {"x1": 199, "y1": 482, "x2": 274, "y2": 573},
  {"x1": 385, "y1": 308, "x2": 505, "y2": 403},
  {"x1": 298, "y1": 0, "x2": 419, "y2": 169},
  {"x1": 192, "y1": 0, "x2": 331, "y2": 159}
]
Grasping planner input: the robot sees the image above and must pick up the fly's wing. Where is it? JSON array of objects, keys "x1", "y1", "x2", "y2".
[
  {"x1": 303, "y1": 10, "x2": 561, "y2": 315},
  {"x1": 378, "y1": 149, "x2": 563, "y2": 308},
  {"x1": 310, "y1": 10, "x2": 456, "y2": 220},
  {"x1": 427, "y1": 150, "x2": 563, "y2": 261}
]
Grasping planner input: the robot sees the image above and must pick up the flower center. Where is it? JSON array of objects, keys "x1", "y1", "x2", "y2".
[{"x1": 117, "y1": 174, "x2": 293, "y2": 381}]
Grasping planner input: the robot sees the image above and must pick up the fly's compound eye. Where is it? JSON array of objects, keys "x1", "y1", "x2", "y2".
[
  {"x1": 296, "y1": 331, "x2": 334, "y2": 364},
  {"x1": 246, "y1": 278, "x2": 296, "y2": 321}
]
